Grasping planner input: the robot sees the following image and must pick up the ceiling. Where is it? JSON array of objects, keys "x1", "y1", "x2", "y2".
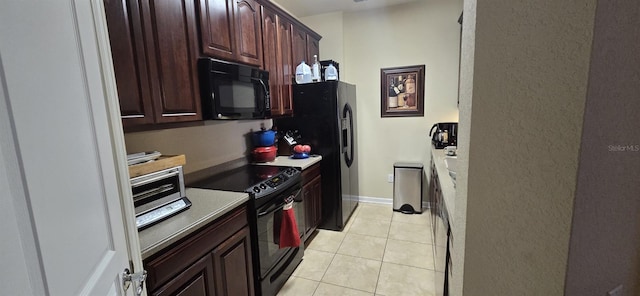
[{"x1": 272, "y1": 0, "x2": 419, "y2": 17}]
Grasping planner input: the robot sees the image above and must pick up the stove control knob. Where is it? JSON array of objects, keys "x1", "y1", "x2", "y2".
[
  {"x1": 260, "y1": 184, "x2": 267, "y2": 189},
  {"x1": 253, "y1": 186, "x2": 260, "y2": 193}
]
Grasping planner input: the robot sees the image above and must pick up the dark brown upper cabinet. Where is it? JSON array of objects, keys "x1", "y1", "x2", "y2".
[
  {"x1": 292, "y1": 26, "x2": 321, "y2": 68},
  {"x1": 141, "y1": 0, "x2": 202, "y2": 123},
  {"x1": 198, "y1": 0, "x2": 235, "y2": 61},
  {"x1": 261, "y1": 6, "x2": 283, "y2": 115},
  {"x1": 306, "y1": 35, "x2": 320, "y2": 66},
  {"x1": 104, "y1": 0, "x2": 154, "y2": 128},
  {"x1": 291, "y1": 25, "x2": 308, "y2": 67},
  {"x1": 276, "y1": 15, "x2": 294, "y2": 116},
  {"x1": 105, "y1": 0, "x2": 320, "y2": 129},
  {"x1": 261, "y1": 4, "x2": 296, "y2": 117},
  {"x1": 199, "y1": 0, "x2": 263, "y2": 67},
  {"x1": 105, "y1": 0, "x2": 202, "y2": 129}
]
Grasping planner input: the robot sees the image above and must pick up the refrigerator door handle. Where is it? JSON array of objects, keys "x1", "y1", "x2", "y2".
[
  {"x1": 342, "y1": 103, "x2": 354, "y2": 167},
  {"x1": 341, "y1": 118, "x2": 348, "y2": 153}
]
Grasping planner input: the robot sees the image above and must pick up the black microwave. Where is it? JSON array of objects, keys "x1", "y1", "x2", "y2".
[{"x1": 198, "y1": 58, "x2": 271, "y2": 120}]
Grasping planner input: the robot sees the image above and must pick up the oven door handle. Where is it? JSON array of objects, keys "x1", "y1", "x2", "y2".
[
  {"x1": 257, "y1": 201, "x2": 286, "y2": 217},
  {"x1": 257, "y1": 188, "x2": 302, "y2": 217}
]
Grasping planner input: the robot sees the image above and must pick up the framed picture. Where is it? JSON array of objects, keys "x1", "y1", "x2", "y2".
[{"x1": 380, "y1": 65, "x2": 425, "y2": 117}]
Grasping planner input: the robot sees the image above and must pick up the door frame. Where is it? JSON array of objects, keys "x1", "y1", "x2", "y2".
[
  {"x1": 91, "y1": 0, "x2": 146, "y2": 280},
  {"x1": 0, "y1": 1, "x2": 144, "y2": 294}
]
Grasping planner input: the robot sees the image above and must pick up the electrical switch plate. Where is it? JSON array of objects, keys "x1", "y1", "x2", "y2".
[
  {"x1": 387, "y1": 174, "x2": 394, "y2": 183},
  {"x1": 607, "y1": 284, "x2": 623, "y2": 296}
]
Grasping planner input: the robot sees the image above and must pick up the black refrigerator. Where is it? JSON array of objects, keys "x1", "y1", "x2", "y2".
[{"x1": 275, "y1": 81, "x2": 358, "y2": 231}]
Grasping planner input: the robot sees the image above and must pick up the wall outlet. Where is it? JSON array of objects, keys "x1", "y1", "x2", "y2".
[
  {"x1": 387, "y1": 174, "x2": 394, "y2": 183},
  {"x1": 607, "y1": 284, "x2": 623, "y2": 296}
]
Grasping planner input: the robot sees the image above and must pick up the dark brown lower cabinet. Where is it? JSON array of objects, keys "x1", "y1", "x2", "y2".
[
  {"x1": 151, "y1": 255, "x2": 214, "y2": 296},
  {"x1": 212, "y1": 227, "x2": 253, "y2": 296},
  {"x1": 302, "y1": 163, "x2": 322, "y2": 242},
  {"x1": 144, "y1": 205, "x2": 254, "y2": 296},
  {"x1": 429, "y1": 161, "x2": 441, "y2": 239}
]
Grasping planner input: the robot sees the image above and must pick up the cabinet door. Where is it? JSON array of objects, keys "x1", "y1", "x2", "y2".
[
  {"x1": 302, "y1": 181, "x2": 314, "y2": 236},
  {"x1": 212, "y1": 227, "x2": 255, "y2": 296},
  {"x1": 306, "y1": 35, "x2": 320, "y2": 66},
  {"x1": 276, "y1": 16, "x2": 293, "y2": 115},
  {"x1": 261, "y1": 6, "x2": 283, "y2": 115},
  {"x1": 199, "y1": 0, "x2": 235, "y2": 61},
  {"x1": 233, "y1": 0, "x2": 263, "y2": 66},
  {"x1": 291, "y1": 25, "x2": 307, "y2": 67},
  {"x1": 304, "y1": 175, "x2": 322, "y2": 238},
  {"x1": 104, "y1": 0, "x2": 154, "y2": 127},
  {"x1": 151, "y1": 255, "x2": 216, "y2": 296},
  {"x1": 311, "y1": 175, "x2": 322, "y2": 228},
  {"x1": 141, "y1": 0, "x2": 202, "y2": 123}
]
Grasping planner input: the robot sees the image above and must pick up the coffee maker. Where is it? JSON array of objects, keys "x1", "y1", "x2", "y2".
[{"x1": 429, "y1": 122, "x2": 458, "y2": 149}]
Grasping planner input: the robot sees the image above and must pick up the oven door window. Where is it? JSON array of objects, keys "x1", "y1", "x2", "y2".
[
  {"x1": 256, "y1": 187, "x2": 302, "y2": 278},
  {"x1": 257, "y1": 201, "x2": 287, "y2": 278}
]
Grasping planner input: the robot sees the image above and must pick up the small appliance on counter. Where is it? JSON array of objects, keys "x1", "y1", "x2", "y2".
[
  {"x1": 429, "y1": 122, "x2": 458, "y2": 149},
  {"x1": 127, "y1": 153, "x2": 191, "y2": 230}
]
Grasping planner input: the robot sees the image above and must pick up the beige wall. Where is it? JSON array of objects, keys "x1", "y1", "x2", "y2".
[
  {"x1": 457, "y1": 0, "x2": 596, "y2": 295},
  {"x1": 124, "y1": 119, "x2": 271, "y2": 175},
  {"x1": 302, "y1": 0, "x2": 462, "y2": 199},
  {"x1": 565, "y1": 0, "x2": 640, "y2": 294},
  {"x1": 299, "y1": 11, "x2": 344, "y2": 68}
]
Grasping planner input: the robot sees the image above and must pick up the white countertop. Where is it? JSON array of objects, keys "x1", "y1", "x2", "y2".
[
  {"x1": 254, "y1": 155, "x2": 322, "y2": 170},
  {"x1": 138, "y1": 188, "x2": 249, "y2": 259},
  {"x1": 431, "y1": 146, "x2": 456, "y2": 226}
]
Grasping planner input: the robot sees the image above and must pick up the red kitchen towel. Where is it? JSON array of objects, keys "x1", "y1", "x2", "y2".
[{"x1": 279, "y1": 202, "x2": 300, "y2": 248}]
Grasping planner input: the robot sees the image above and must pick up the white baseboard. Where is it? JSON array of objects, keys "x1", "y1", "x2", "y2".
[
  {"x1": 357, "y1": 195, "x2": 432, "y2": 209},
  {"x1": 358, "y1": 195, "x2": 392, "y2": 205}
]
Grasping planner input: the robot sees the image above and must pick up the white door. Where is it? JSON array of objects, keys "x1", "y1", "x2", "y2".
[{"x1": 0, "y1": 1, "x2": 142, "y2": 295}]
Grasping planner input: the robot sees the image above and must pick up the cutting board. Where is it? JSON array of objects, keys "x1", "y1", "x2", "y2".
[{"x1": 128, "y1": 154, "x2": 186, "y2": 178}]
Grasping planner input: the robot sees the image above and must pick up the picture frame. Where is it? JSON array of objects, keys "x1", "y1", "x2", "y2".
[{"x1": 380, "y1": 65, "x2": 425, "y2": 117}]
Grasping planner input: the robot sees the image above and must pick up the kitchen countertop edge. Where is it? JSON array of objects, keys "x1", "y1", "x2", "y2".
[
  {"x1": 431, "y1": 146, "x2": 456, "y2": 226},
  {"x1": 138, "y1": 188, "x2": 249, "y2": 259},
  {"x1": 254, "y1": 155, "x2": 322, "y2": 170}
]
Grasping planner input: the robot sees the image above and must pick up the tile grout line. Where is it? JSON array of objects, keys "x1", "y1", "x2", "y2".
[
  {"x1": 312, "y1": 231, "x2": 344, "y2": 292},
  {"x1": 373, "y1": 214, "x2": 393, "y2": 295}
]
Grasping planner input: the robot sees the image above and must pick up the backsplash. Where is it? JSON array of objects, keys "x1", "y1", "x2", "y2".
[{"x1": 124, "y1": 119, "x2": 272, "y2": 174}]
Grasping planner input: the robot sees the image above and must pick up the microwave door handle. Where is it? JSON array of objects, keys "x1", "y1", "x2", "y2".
[
  {"x1": 251, "y1": 77, "x2": 269, "y2": 112},
  {"x1": 252, "y1": 77, "x2": 268, "y2": 95}
]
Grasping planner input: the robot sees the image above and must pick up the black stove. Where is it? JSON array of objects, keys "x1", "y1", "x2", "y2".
[
  {"x1": 191, "y1": 165, "x2": 301, "y2": 200},
  {"x1": 190, "y1": 164, "x2": 305, "y2": 296}
]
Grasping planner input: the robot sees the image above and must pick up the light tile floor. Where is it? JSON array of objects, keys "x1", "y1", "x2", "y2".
[{"x1": 277, "y1": 202, "x2": 440, "y2": 296}]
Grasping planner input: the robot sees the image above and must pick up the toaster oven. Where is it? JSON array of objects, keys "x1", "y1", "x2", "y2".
[{"x1": 131, "y1": 166, "x2": 191, "y2": 229}]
